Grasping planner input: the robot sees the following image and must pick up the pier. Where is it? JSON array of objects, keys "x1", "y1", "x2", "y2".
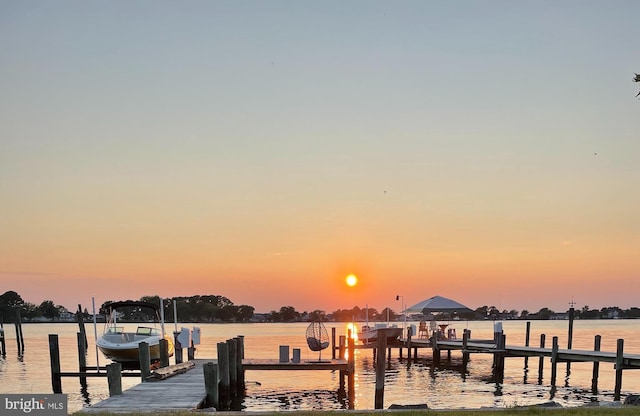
[{"x1": 50, "y1": 320, "x2": 640, "y2": 412}]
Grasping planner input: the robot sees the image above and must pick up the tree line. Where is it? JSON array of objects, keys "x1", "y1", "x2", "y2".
[{"x1": 2, "y1": 290, "x2": 640, "y2": 323}]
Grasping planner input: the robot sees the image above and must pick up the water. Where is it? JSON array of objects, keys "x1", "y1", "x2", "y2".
[{"x1": 1, "y1": 319, "x2": 640, "y2": 412}]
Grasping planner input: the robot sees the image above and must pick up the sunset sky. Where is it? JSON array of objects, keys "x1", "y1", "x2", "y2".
[{"x1": 1, "y1": 1, "x2": 638, "y2": 315}]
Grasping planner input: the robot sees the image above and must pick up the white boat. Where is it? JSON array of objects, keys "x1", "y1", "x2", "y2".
[
  {"x1": 96, "y1": 301, "x2": 174, "y2": 369},
  {"x1": 358, "y1": 323, "x2": 403, "y2": 345}
]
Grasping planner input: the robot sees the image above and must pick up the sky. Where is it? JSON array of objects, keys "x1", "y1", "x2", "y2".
[{"x1": 1, "y1": 1, "x2": 638, "y2": 315}]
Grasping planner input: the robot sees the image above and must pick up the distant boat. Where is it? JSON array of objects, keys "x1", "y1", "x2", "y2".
[{"x1": 96, "y1": 301, "x2": 174, "y2": 370}]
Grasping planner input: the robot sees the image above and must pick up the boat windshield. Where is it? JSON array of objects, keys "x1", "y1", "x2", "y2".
[{"x1": 106, "y1": 326, "x2": 124, "y2": 334}]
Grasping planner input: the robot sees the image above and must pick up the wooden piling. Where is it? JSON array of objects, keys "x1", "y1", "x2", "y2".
[
  {"x1": 591, "y1": 335, "x2": 601, "y2": 393},
  {"x1": 217, "y1": 341, "x2": 230, "y2": 410},
  {"x1": 174, "y1": 332, "x2": 183, "y2": 364},
  {"x1": 15, "y1": 309, "x2": 24, "y2": 355},
  {"x1": 235, "y1": 336, "x2": 244, "y2": 388},
  {"x1": 432, "y1": 330, "x2": 440, "y2": 365},
  {"x1": 138, "y1": 342, "x2": 151, "y2": 382},
  {"x1": 107, "y1": 363, "x2": 122, "y2": 396},
  {"x1": 227, "y1": 338, "x2": 238, "y2": 396},
  {"x1": 76, "y1": 304, "x2": 88, "y2": 350},
  {"x1": 524, "y1": 321, "x2": 531, "y2": 368},
  {"x1": 406, "y1": 326, "x2": 413, "y2": 362},
  {"x1": 567, "y1": 307, "x2": 574, "y2": 371},
  {"x1": 551, "y1": 336, "x2": 559, "y2": 387},
  {"x1": 338, "y1": 335, "x2": 346, "y2": 359},
  {"x1": 203, "y1": 361, "x2": 219, "y2": 409},
  {"x1": 537, "y1": 334, "x2": 545, "y2": 383},
  {"x1": 374, "y1": 329, "x2": 388, "y2": 409},
  {"x1": 48, "y1": 334, "x2": 62, "y2": 394},
  {"x1": 348, "y1": 335, "x2": 355, "y2": 410},
  {"x1": 188, "y1": 346, "x2": 196, "y2": 360},
  {"x1": 0, "y1": 325, "x2": 5, "y2": 356},
  {"x1": 159, "y1": 338, "x2": 170, "y2": 368},
  {"x1": 331, "y1": 327, "x2": 336, "y2": 359},
  {"x1": 462, "y1": 329, "x2": 470, "y2": 372},
  {"x1": 614, "y1": 338, "x2": 624, "y2": 401},
  {"x1": 77, "y1": 332, "x2": 87, "y2": 385}
]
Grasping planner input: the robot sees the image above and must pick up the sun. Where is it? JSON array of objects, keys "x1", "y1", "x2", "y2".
[{"x1": 346, "y1": 274, "x2": 358, "y2": 287}]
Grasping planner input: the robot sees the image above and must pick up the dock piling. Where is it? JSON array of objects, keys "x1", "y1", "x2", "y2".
[
  {"x1": 614, "y1": 338, "x2": 624, "y2": 401},
  {"x1": 537, "y1": 334, "x2": 546, "y2": 383},
  {"x1": 107, "y1": 363, "x2": 122, "y2": 396},
  {"x1": 374, "y1": 329, "x2": 389, "y2": 409},
  {"x1": 592, "y1": 335, "x2": 601, "y2": 393},
  {"x1": 217, "y1": 341, "x2": 230, "y2": 410},
  {"x1": 48, "y1": 334, "x2": 62, "y2": 394},
  {"x1": 203, "y1": 361, "x2": 219, "y2": 409},
  {"x1": 138, "y1": 342, "x2": 151, "y2": 381},
  {"x1": 551, "y1": 336, "x2": 559, "y2": 387}
]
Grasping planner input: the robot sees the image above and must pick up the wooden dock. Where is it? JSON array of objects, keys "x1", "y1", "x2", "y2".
[
  {"x1": 80, "y1": 357, "x2": 351, "y2": 413},
  {"x1": 80, "y1": 359, "x2": 208, "y2": 413}
]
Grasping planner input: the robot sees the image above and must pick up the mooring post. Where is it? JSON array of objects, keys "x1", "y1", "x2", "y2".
[
  {"x1": 174, "y1": 332, "x2": 183, "y2": 364},
  {"x1": 203, "y1": 361, "x2": 219, "y2": 409},
  {"x1": 567, "y1": 306, "x2": 574, "y2": 372},
  {"x1": 235, "y1": 336, "x2": 244, "y2": 388},
  {"x1": 537, "y1": 334, "x2": 546, "y2": 384},
  {"x1": 138, "y1": 341, "x2": 151, "y2": 382},
  {"x1": 77, "y1": 332, "x2": 87, "y2": 385},
  {"x1": 348, "y1": 334, "x2": 355, "y2": 410},
  {"x1": 159, "y1": 338, "x2": 170, "y2": 368},
  {"x1": 462, "y1": 329, "x2": 470, "y2": 371},
  {"x1": 331, "y1": 327, "x2": 336, "y2": 359},
  {"x1": 217, "y1": 341, "x2": 230, "y2": 410},
  {"x1": 339, "y1": 335, "x2": 346, "y2": 359},
  {"x1": 406, "y1": 326, "x2": 413, "y2": 362},
  {"x1": 550, "y1": 336, "x2": 559, "y2": 387},
  {"x1": 374, "y1": 328, "x2": 389, "y2": 409},
  {"x1": 614, "y1": 338, "x2": 624, "y2": 401},
  {"x1": 227, "y1": 338, "x2": 238, "y2": 396},
  {"x1": 524, "y1": 321, "x2": 531, "y2": 369},
  {"x1": 591, "y1": 335, "x2": 601, "y2": 393},
  {"x1": 48, "y1": 334, "x2": 62, "y2": 394},
  {"x1": 15, "y1": 309, "x2": 24, "y2": 355},
  {"x1": 0, "y1": 325, "x2": 5, "y2": 356},
  {"x1": 107, "y1": 362, "x2": 122, "y2": 396},
  {"x1": 432, "y1": 330, "x2": 440, "y2": 365},
  {"x1": 76, "y1": 304, "x2": 88, "y2": 350}
]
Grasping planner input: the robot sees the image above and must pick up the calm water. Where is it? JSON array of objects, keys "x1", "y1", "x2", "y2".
[{"x1": 1, "y1": 319, "x2": 640, "y2": 413}]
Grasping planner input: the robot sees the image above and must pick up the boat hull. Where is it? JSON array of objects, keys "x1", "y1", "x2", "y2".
[
  {"x1": 97, "y1": 335, "x2": 174, "y2": 370},
  {"x1": 358, "y1": 326, "x2": 403, "y2": 345}
]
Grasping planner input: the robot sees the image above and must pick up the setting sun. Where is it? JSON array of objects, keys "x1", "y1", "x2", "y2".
[{"x1": 346, "y1": 274, "x2": 358, "y2": 287}]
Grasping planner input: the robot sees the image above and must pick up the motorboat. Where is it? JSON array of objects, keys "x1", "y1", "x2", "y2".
[
  {"x1": 358, "y1": 323, "x2": 403, "y2": 345},
  {"x1": 96, "y1": 300, "x2": 174, "y2": 369}
]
